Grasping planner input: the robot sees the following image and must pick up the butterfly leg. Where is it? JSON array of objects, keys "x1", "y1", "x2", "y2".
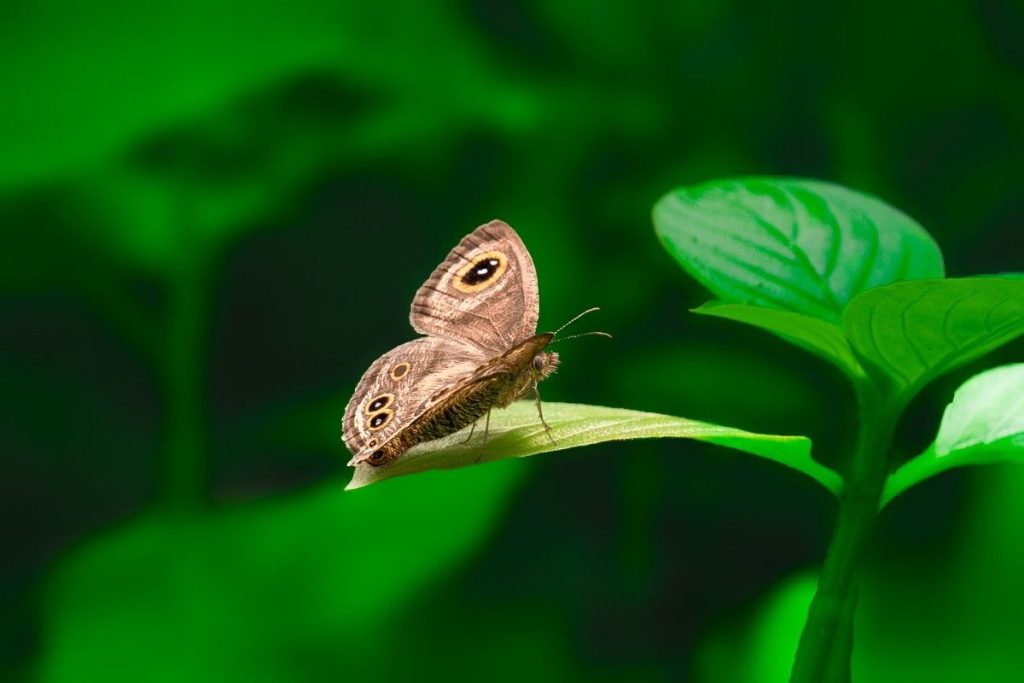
[
  {"x1": 461, "y1": 420, "x2": 477, "y2": 444},
  {"x1": 473, "y1": 410, "x2": 493, "y2": 464},
  {"x1": 533, "y1": 382, "x2": 556, "y2": 445},
  {"x1": 482, "y1": 409, "x2": 492, "y2": 444}
]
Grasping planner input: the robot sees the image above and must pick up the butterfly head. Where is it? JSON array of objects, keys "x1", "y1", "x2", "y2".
[{"x1": 531, "y1": 350, "x2": 560, "y2": 380}]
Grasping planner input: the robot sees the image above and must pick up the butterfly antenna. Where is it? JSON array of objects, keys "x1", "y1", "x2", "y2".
[
  {"x1": 553, "y1": 307, "x2": 601, "y2": 337},
  {"x1": 549, "y1": 330, "x2": 613, "y2": 346},
  {"x1": 549, "y1": 307, "x2": 611, "y2": 345}
]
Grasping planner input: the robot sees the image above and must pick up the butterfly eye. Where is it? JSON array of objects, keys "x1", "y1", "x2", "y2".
[{"x1": 532, "y1": 355, "x2": 545, "y2": 371}]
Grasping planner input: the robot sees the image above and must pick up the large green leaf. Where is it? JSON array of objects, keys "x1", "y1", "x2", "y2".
[
  {"x1": 653, "y1": 177, "x2": 943, "y2": 323},
  {"x1": 693, "y1": 301, "x2": 867, "y2": 382},
  {"x1": 347, "y1": 401, "x2": 836, "y2": 494},
  {"x1": 882, "y1": 364, "x2": 1024, "y2": 506},
  {"x1": 844, "y1": 278, "x2": 1024, "y2": 403}
]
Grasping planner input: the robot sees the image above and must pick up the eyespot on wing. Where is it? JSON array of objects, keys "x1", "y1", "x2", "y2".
[{"x1": 453, "y1": 251, "x2": 508, "y2": 292}]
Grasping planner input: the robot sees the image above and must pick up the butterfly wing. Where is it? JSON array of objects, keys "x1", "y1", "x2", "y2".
[
  {"x1": 409, "y1": 220, "x2": 540, "y2": 353},
  {"x1": 342, "y1": 337, "x2": 489, "y2": 464}
]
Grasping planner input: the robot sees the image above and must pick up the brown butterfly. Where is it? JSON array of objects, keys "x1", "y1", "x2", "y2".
[{"x1": 342, "y1": 219, "x2": 602, "y2": 468}]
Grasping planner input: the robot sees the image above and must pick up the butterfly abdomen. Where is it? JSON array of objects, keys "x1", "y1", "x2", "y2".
[
  {"x1": 405, "y1": 337, "x2": 557, "y2": 446},
  {"x1": 413, "y1": 379, "x2": 505, "y2": 442}
]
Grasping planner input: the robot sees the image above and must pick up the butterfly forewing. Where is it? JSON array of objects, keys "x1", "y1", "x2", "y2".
[{"x1": 409, "y1": 220, "x2": 540, "y2": 352}]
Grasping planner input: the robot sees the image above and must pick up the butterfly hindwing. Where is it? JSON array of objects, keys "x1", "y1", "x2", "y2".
[{"x1": 342, "y1": 337, "x2": 488, "y2": 464}]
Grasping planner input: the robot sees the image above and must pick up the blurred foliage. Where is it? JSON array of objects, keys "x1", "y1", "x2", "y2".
[
  {"x1": 2, "y1": 1, "x2": 1023, "y2": 681},
  {"x1": 697, "y1": 467, "x2": 1024, "y2": 683},
  {"x1": 36, "y1": 466, "x2": 531, "y2": 683}
]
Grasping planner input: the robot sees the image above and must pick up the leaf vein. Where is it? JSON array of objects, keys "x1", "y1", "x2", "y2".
[
  {"x1": 848, "y1": 213, "x2": 879, "y2": 296},
  {"x1": 776, "y1": 184, "x2": 844, "y2": 311},
  {"x1": 900, "y1": 286, "x2": 934, "y2": 371},
  {"x1": 866, "y1": 300, "x2": 911, "y2": 384}
]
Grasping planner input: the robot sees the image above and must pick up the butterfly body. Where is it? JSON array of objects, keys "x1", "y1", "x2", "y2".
[
  {"x1": 343, "y1": 221, "x2": 558, "y2": 468},
  {"x1": 360, "y1": 334, "x2": 558, "y2": 467}
]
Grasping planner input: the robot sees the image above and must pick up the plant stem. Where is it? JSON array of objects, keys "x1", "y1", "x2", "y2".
[
  {"x1": 158, "y1": 205, "x2": 213, "y2": 509},
  {"x1": 789, "y1": 385, "x2": 899, "y2": 683}
]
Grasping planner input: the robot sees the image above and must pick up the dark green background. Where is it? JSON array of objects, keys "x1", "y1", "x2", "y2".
[{"x1": 3, "y1": 2, "x2": 1023, "y2": 681}]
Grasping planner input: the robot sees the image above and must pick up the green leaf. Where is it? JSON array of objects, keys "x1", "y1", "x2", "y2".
[
  {"x1": 844, "y1": 278, "x2": 1024, "y2": 403},
  {"x1": 347, "y1": 401, "x2": 837, "y2": 494},
  {"x1": 882, "y1": 364, "x2": 1024, "y2": 506},
  {"x1": 693, "y1": 301, "x2": 867, "y2": 382},
  {"x1": 653, "y1": 177, "x2": 944, "y2": 323}
]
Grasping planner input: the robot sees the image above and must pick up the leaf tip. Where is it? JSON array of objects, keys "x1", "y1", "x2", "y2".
[{"x1": 344, "y1": 472, "x2": 369, "y2": 491}]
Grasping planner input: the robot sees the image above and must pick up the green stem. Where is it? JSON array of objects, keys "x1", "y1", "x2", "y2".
[
  {"x1": 789, "y1": 385, "x2": 899, "y2": 683},
  {"x1": 158, "y1": 210, "x2": 213, "y2": 509}
]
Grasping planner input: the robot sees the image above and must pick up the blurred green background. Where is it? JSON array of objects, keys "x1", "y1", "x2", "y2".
[{"x1": 3, "y1": 2, "x2": 1023, "y2": 681}]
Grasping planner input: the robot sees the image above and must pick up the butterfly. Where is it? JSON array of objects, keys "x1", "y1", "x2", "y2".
[{"x1": 342, "y1": 219, "x2": 599, "y2": 468}]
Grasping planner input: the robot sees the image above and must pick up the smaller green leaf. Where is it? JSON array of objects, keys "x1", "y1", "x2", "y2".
[
  {"x1": 882, "y1": 364, "x2": 1024, "y2": 506},
  {"x1": 347, "y1": 401, "x2": 837, "y2": 494},
  {"x1": 694, "y1": 301, "x2": 867, "y2": 382},
  {"x1": 844, "y1": 277, "x2": 1024, "y2": 403},
  {"x1": 653, "y1": 177, "x2": 943, "y2": 324}
]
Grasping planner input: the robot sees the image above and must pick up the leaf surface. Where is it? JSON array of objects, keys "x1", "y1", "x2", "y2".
[
  {"x1": 653, "y1": 177, "x2": 943, "y2": 323},
  {"x1": 844, "y1": 278, "x2": 1024, "y2": 402},
  {"x1": 347, "y1": 401, "x2": 836, "y2": 494}
]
